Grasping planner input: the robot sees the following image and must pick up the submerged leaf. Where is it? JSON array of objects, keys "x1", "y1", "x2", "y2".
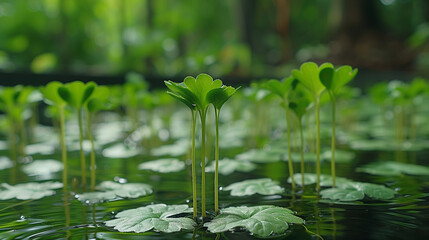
[
  {"x1": 105, "y1": 204, "x2": 195, "y2": 233},
  {"x1": 0, "y1": 156, "x2": 13, "y2": 170},
  {"x1": 204, "y1": 205, "x2": 304, "y2": 237},
  {"x1": 138, "y1": 158, "x2": 185, "y2": 173},
  {"x1": 206, "y1": 158, "x2": 256, "y2": 175},
  {"x1": 0, "y1": 182, "x2": 63, "y2": 200},
  {"x1": 357, "y1": 161, "x2": 429, "y2": 176},
  {"x1": 77, "y1": 181, "x2": 153, "y2": 204},
  {"x1": 224, "y1": 178, "x2": 283, "y2": 196}
]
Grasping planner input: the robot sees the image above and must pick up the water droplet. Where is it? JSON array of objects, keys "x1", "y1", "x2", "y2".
[
  {"x1": 218, "y1": 187, "x2": 223, "y2": 191},
  {"x1": 186, "y1": 199, "x2": 190, "y2": 203},
  {"x1": 20, "y1": 215, "x2": 25, "y2": 220}
]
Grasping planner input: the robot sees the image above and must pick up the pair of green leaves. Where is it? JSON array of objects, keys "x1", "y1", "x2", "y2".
[
  {"x1": 292, "y1": 62, "x2": 358, "y2": 99},
  {"x1": 41, "y1": 81, "x2": 110, "y2": 113},
  {"x1": 0, "y1": 85, "x2": 36, "y2": 120},
  {"x1": 105, "y1": 204, "x2": 304, "y2": 238},
  {"x1": 165, "y1": 74, "x2": 239, "y2": 112}
]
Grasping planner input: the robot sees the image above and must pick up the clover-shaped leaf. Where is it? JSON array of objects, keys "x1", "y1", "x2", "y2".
[
  {"x1": 105, "y1": 204, "x2": 195, "y2": 233},
  {"x1": 292, "y1": 62, "x2": 331, "y2": 98},
  {"x1": 263, "y1": 76, "x2": 294, "y2": 99},
  {"x1": 204, "y1": 205, "x2": 304, "y2": 237},
  {"x1": 184, "y1": 74, "x2": 223, "y2": 111},
  {"x1": 319, "y1": 65, "x2": 358, "y2": 95},
  {"x1": 58, "y1": 81, "x2": 96, "y2": 109},
  {"x1": 207, "y1": 85, "x2": 239, "y2": 110},
  {"x1": 40, "y1": 81, "x2": 66, "y2": 107},
  {"x1": 86, "y1": 85, "x2": 110, "y2": 112},
  {"x1": 356, "y1": 161, "x2": 429, "y2": 176},
  {"x1": 206, "y1": 158, "x2": 256, "y2": 175},
  {"x1": 164, "y1": 80, "x2": 197, "y2": 110},
  {"x1": 223, "y1": 178, "x2": 283, "y2": 196},
  {"x1": 321, "y1": 182, "x2": 396, "y2": 201}
]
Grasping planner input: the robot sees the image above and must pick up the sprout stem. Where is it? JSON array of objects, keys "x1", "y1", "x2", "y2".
[
  {"x1": 77, "y1": 108, "x2": 87, "y2": 189},
  {"x1": 200, "y1": 109, "x2": 207, "y2": 218},
  {"x1": 59, "y1": 106, "x2": 68, "y2": 190},
  {"x1": 191, "y1": 110, "x2": 197, "y2": 219},
  {"x1": 86, "y1": 110, "x2": 96, "y2": 191},
  {"x1": 214, "y1": 109, "x2": 220, "y2": 215},
  {"x1": 298, "y1": 120, "x2": 305, "y2": 188},
  {"x1": 331, "y1": 96, "x2": 336, "y2": 188},
  {"x1": 285, "y1": 102, "x2": 295, "y2": 190},
  {"x1": 315, "y1": 97, "x2": 321, "y2": 192}
]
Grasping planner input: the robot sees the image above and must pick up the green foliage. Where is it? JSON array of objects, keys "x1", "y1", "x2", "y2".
[
  {"x1": 21, "y1": 160, "x2": 63, "y2": 176},
  {"x1": 292, "y1": 62, "x2": 330, "y2": 99},
  {"x1": 357, "y1": 161, "x2": 429, "y2": 176},
  {"x1": 0, "y1": 85, "x2": 33, "y2": 120},
  {"x1": 223, "y1": 178, "x2": 283, "y2": 196},
  {"x1": 0, "y1": 182, "x2": 63, "y2": 200},
  {"x1": 321, "y1": 182, "x2": 396, "y2": 201},
  {"x1": 263, "y1": 76, "x2": 295, "y2": 99},
  {"x1": 138, "y1": 158, "x2": 185, "y2": 173},
  {"x1": 183, "y1": 73, "x2": 223, "y2": 112},
  {"x1": 40, "y1": 81, "x2": 66, "y2": 107},
  {"x1": 207, "y1": 85, "x2": 240, "y2": 110},
  {"x1": 204, "y1": 205, "x2": 304, "y2": 237},
  {"x1": 164, "y1": 80, "x2": 197, "y2": 110},
  {"x1": 86, "y1": 85, "x2": 110, "y2": 112},
  {"x1": 105, "y1": 204, "x2": 195, "y2": 233},
  {"x1": 58, "y1": 81, "x2": 96, "y2": 109},
  {"x1": 319, "y1": 65, "x2": 358, "y2": 95}
]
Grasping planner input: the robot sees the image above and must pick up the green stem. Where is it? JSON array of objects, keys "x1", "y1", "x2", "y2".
[
  {"x1": 331, "y1": 95, "x2": 336, "y2": 188},
  {"x1": 59, "y1": 107, "x2": 68, "y2": 190},
  {"x1": 298, "y1": 120, "x2": 305, "y2": 188},
  {"x1": 8, "y1": 117, "x2": 17, "y2": 163},
  {"x1": 77, "y1": 108, "x2": 87, "y2": 189},
  {"x1": 214, "y1": 109, "x2": 220, "y2": 215},
  {"x1": 315, "y1": 97, "x2": 321, "y2": 192},
  {"x1": 285, "y1": 101, "x2": 295, "y2": 190},
  {"x1": 191, "y1": 110, "x2": 197, "y2": 219},
  {"x1": 86, "y1": 110, "x2": 96, "y2": 191},
  {"x1": 200, "y1": 109, "x2": 207, "y2": 218},
  {"x1": 18, "y1": 119, "x2": 26, "y2": 158}
]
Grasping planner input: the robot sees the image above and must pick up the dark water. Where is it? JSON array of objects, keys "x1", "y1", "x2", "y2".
[{"x1": 1, "y1": 148, "x2": 429, "y2": 240}]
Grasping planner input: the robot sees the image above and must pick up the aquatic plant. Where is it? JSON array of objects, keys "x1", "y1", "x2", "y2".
[
  {"x1": 319, "y1": 64, "x2": 358, "y2": 187},
  {"x1": 58, "y1": 81, "x2": 96, "y2": 189}
]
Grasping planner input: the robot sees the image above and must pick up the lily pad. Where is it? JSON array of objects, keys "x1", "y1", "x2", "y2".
[
  {"x1": 138, "y1": 158, "x2": 185, "y2": 173},
  {"x1": 77, "y1": 181, "x2": 153, "y2": 204},
  {"x1": 21, "y1": 159, "x2": 63, "y2": 176},
  {"x1": 0, "y1": 181, "x2": 63, "y2": 200},
  {"x1": 288, "y1": 173, "x2": 352, "y2": 187},
  {"x1": 204, "y1": 205, "x2": 304, "y2": 237},
  {"x1": 150, "y1": 139, "x2": 188, "y2": 157},
  {"x1": 321, "y1": 182, "x2": 396, "y2": 201},
  {"x1": 224, "y1": 178, "x2": 283, "y2": 196},
  {"x1": 235, "y1": 149, "x2": 282, "y2": 163},
  {"x1": 25, "y1": 143, "x2": 56, "y2": 155},
  {"x1": 350, "y1": 139, "x2": 428, "y2": 152},
  {"x1": 0, "y1": 156, "x2": 13, "y2": 170},
  {"x1": 356, "y1": 161, "x2": 429, "y2": 176},
  {"x1": 105, "y1": 204, "x2": 195, "y2": 233},
  {"x1": 206, "y1": 158, "x2": 256, "y2": 175},
  {"x1": 102, "y1": 143, "x2": 141, "y2": 158}
]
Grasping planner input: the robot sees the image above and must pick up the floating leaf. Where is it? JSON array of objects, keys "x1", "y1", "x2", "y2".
[
  {"x1": 25, "y1": 143, "x2": 56, "y2": 155},
  {"x1": 105, "y1": 204, "x2": 195, "y2": 233},
  {"x1": 77, "y1": 181, "x2": 153, "y2": 204},
  {"x1": 138, "y1": 158, "x2": 185, "y2": 173},
  {"x1": 21, "y1": 159, "x2": 63, "y2": 176},
  {"x1": 204, "y1": 205, "x2": 304, "y2": 237},
  {"x1": 357, "y1": 161, "x2": 429, "y2": 176},
  {"x1": 321, "y1": 182, "x2": 396, "y2": 201},
  {"x1": 350, "y1": 139, "x2": 428, "y2": 152},
  {"x1": 235, "y1": 149, "x2": 282, "y2": 163},
  {"x1": 0, "y1": 156, "x2": 13, "y2": 170},
  {"x1": 224, "y1": 178, "x2": 283, "y2": 196},
  {"x1": 102, "y1": 143, "x2": 141, "y2": 158},
  {"x1": 206, "y1": 158, "x2": 256, "y2": 175},
  {"x1": 288, "y1": 173, "x2": 352, "y2": 187},
  {"x1": 0, "y1": 182, "x2": 63, "y2": 200},
  {"x1": 150, "y1": 139, "x2": 188, "y2": 157}
]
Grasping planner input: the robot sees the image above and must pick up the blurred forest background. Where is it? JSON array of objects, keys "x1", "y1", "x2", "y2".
[{"x1": 0, "y1": 0, "x2": 429, "y2": 85}]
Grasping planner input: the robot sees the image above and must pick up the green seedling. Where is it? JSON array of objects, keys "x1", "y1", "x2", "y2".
[
  {"x1": 319, "y1": 65, "x2": 358, "y2": 187},
  {"x1": 292, "y1": 62, "x2": 331, "y2": 192},
  {"x1": 288, "y1": 81, "x2": 312, "y2": 188},
  {"x1": 58, "y1": 81, "x2": 96, "y2": 189},
  {"x1": 164, "y1": 80, "x2": 198, "y2": 219},
  {"x1": 184, "y1": 74, "x2": 223, "y2": 218},
  {"x1": 123, "y1": 73, "x2": 148, "y2": 131},
  {"x1": 207, "y1": 84, "x2": 240, "y2": 214},
  {"x1": 40, "y1": 81, "x2": 68, "y2": 190},
  {"x1": 84, "y1": 85, "x2": 110, "y2": 191},
  {"x1": 263, "y1": 77, "x2": 296, "y2": 189}
]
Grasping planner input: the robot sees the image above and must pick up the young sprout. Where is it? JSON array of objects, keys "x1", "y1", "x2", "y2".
[
  {"x1": 263, "y1": 77, "x2": 296, "y2": 190},
  {"x1": 84, "y1": 85, "x2": 110, "y2": 191},
  {"x1": 207, "y1": 84, "x2": 240, "y2": 214},
  {"x1": 288, "y1": 81, "x2": 312, "y2": 188},
  {"x1": 184, "y1": 74, "x2": 223, "y2": 218},
  {"x1": 292, "y1": 62, "x2": 330, "y2": 192},
  {"x1": 40, "y1": 81, "x2": 68, "y2": 190},
  {"x1": 58, "y1": 81, "x2": 96, "y2": 189},
  {"x1": 164, "y1": 80, "x2": 198, "y2": 219},
  {"x1": 319, "y1": 65, "x2": 358, "y2": 187}
]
